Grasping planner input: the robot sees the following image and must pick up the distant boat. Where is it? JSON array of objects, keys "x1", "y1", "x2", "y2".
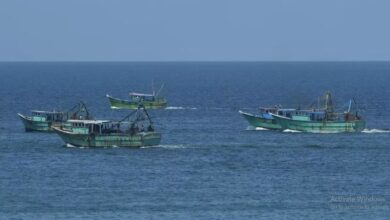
[
  {"x1": 17, "y1": 102, "x2": 92, "y2": 132},
  {"x1": 270, "y1": 92, "x2": 365, "y2": 133},
  {"x1": 239, "y1": 107, "x2": 296, "y2": 130},
  {"x1": 52, "y1": 106, "x2": 161, "y2": 147},
  {"x1": 107, "y1": 83, "x2": 167, "y2": 109},
  {"x1": 107, "y1": 93, "x2": 167, "y2": 109}
]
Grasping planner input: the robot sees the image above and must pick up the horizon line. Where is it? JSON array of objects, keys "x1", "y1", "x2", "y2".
[{"x1": 1, "y1": 60, "x2": 390, "y2": 63}]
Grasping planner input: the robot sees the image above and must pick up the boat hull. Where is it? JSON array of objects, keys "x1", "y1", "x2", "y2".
[
  {"x1": 107, "y1": 95, "x2": 167, "y2": 110},
  {"x1": 239, "y1": 110, "x2": 281, "y2": 130},
  {"x1": 272, "y1": 114, "x2": 366, "y2": 133},
  {"x1": 53, "y1": 127, "x2": 161, "y2": 147},
  {"x1": 18, "y1": 113, "x2": 62, "y2": 132}
]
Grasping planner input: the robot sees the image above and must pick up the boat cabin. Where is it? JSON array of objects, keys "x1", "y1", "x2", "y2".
[
  {"x1": 65, "y1": 119, "x2": 116, "y2": 134},
  {"x1": 290, "y1": 111, "x2": 327, "y2": 121},
  {"x1": 129, "y1": 92, "x2": 156, "y2": 102},
  {"x1": 275, "y1": 109, "x2": 328, "y2": 121},
  {"x1": 65, "y1": 119, "x2": 154, "y2": 135},
  {"x1": 276, "y1": 109, "x2": 298, "y2": 118},
  {"x1": 31, "y1": 110, "x2": 64, "y2": 122},
  {"x1": 258, "y1": 108, "x2": 275, "y2": 119},
  {"x1": 259, "y1": 107, "x2": 278, "y2": 114}
]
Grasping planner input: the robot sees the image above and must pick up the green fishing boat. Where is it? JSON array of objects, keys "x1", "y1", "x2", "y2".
[
  {"x1": 107, "y1": 93, "x2": 167, "y2": 109},
  {"x1": 52, "y1": 107, "x2": 161, "y2": 147},
  {"x1": 239, "y1": 107, "x2": 291, "y2": 130},
  {"x1": 271, "y1": 93, "x2": 365, "y2": 133},
  {"x1": 107, "y1": 83, "x2": 167, "y2": 109},
  {"x1": 18, "y1": 111, "x2": 64, "y2": 132},
  {"x1": 17, "y1": 102, "x2": 92, "y2": 132}
]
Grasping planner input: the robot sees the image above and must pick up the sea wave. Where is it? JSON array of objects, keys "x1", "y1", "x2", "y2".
[
  {"x1": 65, "y1": 144, "x2": 77, "y2": 148},
  {"x1": 65, "y1": 143, "x2": 89, "y2": 149},
  {"x1": 362, "y1": 129, "x2": 390, "y2": 133},
  {"x1": 305, "y1": 144, "x2": 323, "y2": 148},
  {"x1": 283, "y1": 129, "x2": 302, "y2": 133},
  {"x1": 165, "y1": 106, "x2": 197, "y2": 110},
  {"x1": 141, "y1": 144, "x2": 188, "y2": 149},
  {"x1": 246, "y1": 126, "x2": 269, "y2": 131},
  {"x1": 209, "y1": 107, "x2": 226, "y2": 110},
  {"x1": 65, "y1": 143, "x2": 76, "y2": 148},
  {"x1": 255, "y1": 127, "x2": 269, "y2": 131}
]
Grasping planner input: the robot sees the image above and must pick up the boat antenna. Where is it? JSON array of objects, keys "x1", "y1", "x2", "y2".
[
  {"x1": 347, "y1": 99, "x2": 352, "y2": 113},
  {"x1": 155, "y1": 83, "x2": 165, "y2": 97},
  {"x1": 152, "y1": 79, "x2": 155, "y2": 96},
  {"x1": 324, "y1": 92, "x2": 334, "y2": 113},
  {"x1": 352, "y1": 98, "x2": 360, "y2": 113}
]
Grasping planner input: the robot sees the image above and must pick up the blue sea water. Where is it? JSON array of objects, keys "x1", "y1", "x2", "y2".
[{"x1": 0, "y1": 62, "x2": 390, "y2": 219}]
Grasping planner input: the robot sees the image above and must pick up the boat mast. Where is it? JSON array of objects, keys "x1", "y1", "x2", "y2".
[
  {"x1": 66, "y1": 102, "x2": 91, "y2": 120},
  {"x1": 155, "y1": 83, "x2": 165, "y2": 97},
  {"x1": 324, "y1": 92, "x2": 334, "y2": 113},
  {"x1": 118, "y1": 105, "x2": 154, "y2": 129},
  {"x1": 347, "y1": 99, "x2": 352, "y2": 113},
  {"x1": 152, "y1": 80, "x2": 155, "y2": 96}
]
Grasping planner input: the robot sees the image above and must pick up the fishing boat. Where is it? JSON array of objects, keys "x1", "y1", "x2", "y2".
[
  {"x1": 270, "y1": 92, "x2": 365, "y2": 133},
  {"x1": 239, "y1": 107, "x2": 296, "y2": 130},
  {"x1": 107, "y1": 93, "x2": 167, "y2": 109},
  {"x1": 107, "y1": 83, "x2": 167, "y2": 109},
  {"x1": 52, "y1": 106, "x2": 161, "y2": 147},
  {"x1": 17, "y1": 102, "x2": 92, "y2": 132}
]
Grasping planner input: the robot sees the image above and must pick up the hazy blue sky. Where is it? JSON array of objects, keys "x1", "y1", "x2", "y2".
[{"x1": 1, "y1": 0, "x2": 389, "y2": 61}]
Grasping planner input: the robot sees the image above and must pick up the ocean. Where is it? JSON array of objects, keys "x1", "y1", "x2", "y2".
[{"x1": 0, "y1": 62, "x2": 389, "y2": 219}]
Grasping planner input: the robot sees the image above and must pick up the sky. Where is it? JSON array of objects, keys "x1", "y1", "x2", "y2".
[{"x1": 0, "y1": 0, "x2": 390, "y2": 61}]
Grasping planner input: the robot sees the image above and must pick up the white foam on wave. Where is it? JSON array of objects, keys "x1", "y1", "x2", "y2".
[
  {"x1": 246, "y1": 126, "x2": 269, "y2": 131},
  {"x1": 283, "y1": 129, "x2": 302, "y2": 133},
  {"x1": 141, "y1": 144, "x2": 187, "y2": 149},
  {"x1": 255, "y1": 127, "x2": 269, "y2": 131},
  {"x1": 165, "y1": 106, "x2": 197, "y2": 110},
  {"x1": 362, "y1": 129, "x2": 390, "y2": 134},
  {"x1": 66, "y1": 143, "x2": 76, "y2": 148},
  {"x1": 66, "y1": 143, "x2": 88, "y2": 149}
]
